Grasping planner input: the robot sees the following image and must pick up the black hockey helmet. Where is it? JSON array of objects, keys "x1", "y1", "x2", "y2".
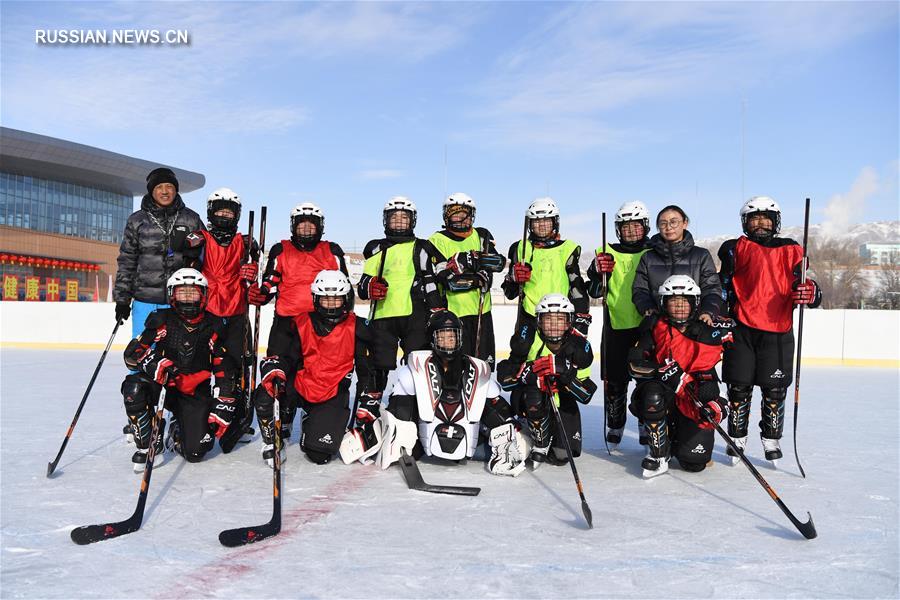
[{"x1": 427, "y1": 310, "x2": 463, "y2": 360}]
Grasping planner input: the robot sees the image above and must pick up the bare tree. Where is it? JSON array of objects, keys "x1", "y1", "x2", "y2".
[
  {"x1": 867, "y1": 254, "x2": 900, "y2": 310},
  {"x1": 807, "y1": 237, "x2": 870, "y2": 309}
]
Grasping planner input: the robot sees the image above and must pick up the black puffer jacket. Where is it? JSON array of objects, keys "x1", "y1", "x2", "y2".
[
  {"x1": 631, "y1": 231, "x2": 722, "y2": 317},
  {"x1": 113, "y1": 194, "x2": 204, "y2": 305}
]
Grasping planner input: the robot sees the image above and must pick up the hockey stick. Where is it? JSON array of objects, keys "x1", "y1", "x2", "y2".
[
  {"x1": 474, "y1": 234, "x2": 489, "y2": 357},
  {"x1": 219, "y1": 393, "x2": 282, "y2": 546},
  {"x1": 249, "y1": 207, "x2": 267, "y2": 395},
  {"x1": 70, "y1": 386, "x2": 168, "y2": 544},
  {"x1": 366, "y1": 241, "x2": 388, "y2": 324},
  {"x1": 398, "y1": 448, "x2": 480, "y2": 496},
  {"x1": 549, "y1": 390, "x2": 593, "y2": 529},
  {"x1": 599, "y1": 212, "x2": 611, "y2": 457},
  {"x1": 47, "y1": 320, "x2": 121, "y2": 477},
  {"x1": 688, "y1": 388, "x2": 816, "y2": 539},
  {"x1": 220, "y1": 211, "x2": 256, "y2": 453},
  {"x1": 793, "y1": 198, "x2": 810, "y2": 478}
]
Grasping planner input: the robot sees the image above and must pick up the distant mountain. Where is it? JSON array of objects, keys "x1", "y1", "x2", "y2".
[{"x1": 695, "y1": 221, "x2": 900, "y2": 255}]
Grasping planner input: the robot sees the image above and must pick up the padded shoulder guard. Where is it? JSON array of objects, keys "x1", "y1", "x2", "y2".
[{"x1": 405, "y1": 351, "x2": 491, "y2": 460}]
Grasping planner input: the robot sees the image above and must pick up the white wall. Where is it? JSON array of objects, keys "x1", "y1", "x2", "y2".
[{"x1": 1, "y1": 301, "x2": 897, "y2": 365}]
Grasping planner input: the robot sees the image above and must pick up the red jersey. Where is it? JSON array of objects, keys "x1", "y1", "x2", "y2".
[
  {"x1": 293, "y1": 313, "x2": 356, "y2": 403},
  {"x1": 732, "y1": 236, "x2": 802, "y2": 333},
  {"x1": 275, "y1": 241, "x2": 339, "y2": 317},
  {"x1": 200, "y1": 230, "x2": 247, "y2": 318}
]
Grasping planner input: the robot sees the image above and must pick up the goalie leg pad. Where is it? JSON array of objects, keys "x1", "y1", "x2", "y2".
[
  {"x1": 340, "y1": 418, "x2": 384, "y2": 465},
  {"x1": 487, "y1": 422, "x2": 531, "y2": 477},
  {"x1": 377, "y1": 410, "x2": 418, "y2": 470}
]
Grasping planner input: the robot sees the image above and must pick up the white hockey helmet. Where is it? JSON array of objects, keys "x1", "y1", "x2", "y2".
[
  {"x1": 166, "y1": 268, "x2": 209, "y2": 319},
  {"x1": 658, "y1": 274, "x2": 701, "y2": 323},
  {"x1": 383, "y1": 196, "x2": 417, "y2": 236},
  {"x1": 614, "y1": 200, "x2": 650, "y2": 242},
  {"x1": 740, "y1": 196, "x2": 781, "y2": 239},
  {"x1": 443, "y1": 192, "x2": 476, "y2": 232},
  {"x1": 526, "y1": 197, "x2": 560, "y2": 240},
  {"x1": 311, "y1": 269, "x2": 354, "y2": 320},
  {"x1": 207, "y1": 187, "x2": 241, "y2": 231},
  {"x1": 535, "y1": 293, "x2": 574, "y2": 343},
  {"x1": 290, "y1": 202, "x2": 325, "y2": 247}
]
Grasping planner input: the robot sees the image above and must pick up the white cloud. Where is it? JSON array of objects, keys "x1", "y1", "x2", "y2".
[
  {"x1": 822, "y1": 166, "x2": 880, "y2": 237},
  {"x1": 466, "y1": 2, "x2": 896, "y2": 152}
]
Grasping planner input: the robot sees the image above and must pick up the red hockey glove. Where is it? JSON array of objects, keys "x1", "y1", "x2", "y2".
[
  {"x1": 657, "y1": 359, "x2": 690, "y2": 394},
  {"x1": 239, "y1": 262, "x2": 258, "y2": 282},
  {"x1": 247, "y1": 283, "x2": 269, "y2": 306},
  {"x1": 594, "y1": 252, "x2": 616, "y2": 274},
  {"x1": 792, "y1": 280, "x2": 817, "y2": 305},
  {"x1": 699, "y1": 397, "x2": 726, "y2": 425},
  {"x1": 141, "y1": 352, "x2": 178, "y2": 386},
  {"x1": 259, "y1": 356, "x2": 286, "y2": 398},
  {"x1": 512, "y1": 262, "x2": 532, "y2": 284},
  {"x1": 208, "y1": 396, "x2": 237, "y2": 439},
  {"x1": 368, "y1": 277, "x2": 389, "y2": 301},
  {"x1": 538, "y1": 375, "x2": 559, "y2": 396},
  {"x1": 447, "y1": 251, "x2": 477, "y2": 276},
  {"x1": 532, "y1": 355, "x2": 557, "y2": 377}
]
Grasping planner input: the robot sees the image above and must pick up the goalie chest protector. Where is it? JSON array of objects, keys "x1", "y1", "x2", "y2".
[{"x1": 405, "y1": 350, "x2": 490, "y2": 460}]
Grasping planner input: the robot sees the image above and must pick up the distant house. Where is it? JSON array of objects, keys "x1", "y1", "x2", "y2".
[{"x1": 859, "y1": 243, "x2": 900, "y2": 266}]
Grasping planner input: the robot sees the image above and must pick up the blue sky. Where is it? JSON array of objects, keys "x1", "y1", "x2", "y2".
[{"x1": 1, "y1": 1, "x2": 897, "y2": 251}]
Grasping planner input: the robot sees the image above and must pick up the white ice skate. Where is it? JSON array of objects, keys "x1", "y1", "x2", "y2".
[
  {"x1": 727, "y1": 436, "x2": 748, "y2": 465},
  {"x1": 641, "y1": 453, "x2": 669, "y2": 479},
  {"x1": 761, "y1": 436, "x2": 782, "y2": 467}
]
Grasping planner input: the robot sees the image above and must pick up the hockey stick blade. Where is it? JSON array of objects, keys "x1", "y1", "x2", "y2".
[
  {"x1": 399, "y1": 449, "x2": 480, "y2": 496},
  {"x1": 218, "y1": 520, "x2": 281, "y2": 547},
  {"x1": 70, "y1": 514, "x2": 141, "y2": 545}
]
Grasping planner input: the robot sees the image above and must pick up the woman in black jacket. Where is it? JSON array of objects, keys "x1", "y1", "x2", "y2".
[
  {"x1": 113, "y1": 167, "x2": 204, "y2": 338},
  {"x1": 631, "y1": 205, "x2": 721, "y2": 324}
]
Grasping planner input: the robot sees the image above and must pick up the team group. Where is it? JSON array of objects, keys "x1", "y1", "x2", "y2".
[{"x1": 111, "y1": 167, "x2": 821, "y2": 479}]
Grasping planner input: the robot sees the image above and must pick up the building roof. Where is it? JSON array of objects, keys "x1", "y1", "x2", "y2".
[{"x1": 0, "y1": 127, "x2": 204, "y2": 196}]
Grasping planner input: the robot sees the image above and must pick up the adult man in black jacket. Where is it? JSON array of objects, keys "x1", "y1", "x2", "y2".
[{"x1": 113, "y1": 167, "x2": 204, "y2": 338}]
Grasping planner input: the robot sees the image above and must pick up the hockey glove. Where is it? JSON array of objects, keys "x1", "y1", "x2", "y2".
[
  {"x1": 247, "y1": 283, "x2": 269, "y2": 306},
  {"x1": 477, "y1": 252, "x2": 506, "y2": 273},
  {"x1": 208, "y1": 395, "x2": 237, "y2": 439},
  {"x1": 699, "y1": 397, "x2": 727, "y2": 425},
  {"x1": 594, "y1": 252, "x2": 616, "y2": 274},
  {"x1": 447, "y1": 250, "x2": 477, "y2": 275},
  {"x1": 572, "y1": 313, "x2": 592, "y2": 338},
  {"x1": 239, "y1": 262, "x2": 259, "y2": 282},
  {"x1": 657, "y1": 359, "x2": 690, "y2": 395},
  {"x1": 512, "y1": 262, "x2": 532, "y2": 284},
  {"x1": 488, "y1": 422, "x2": 531, "y2": 477},
  {"x1": 140, "y1": 351, "x2": 178, "y2": 386},
  {"x1": 792, "y1": 279, "x2": 818, "y2": 305},
  {"x1": 537, "y1": 374, "x2": 559, "y2": 396},
  {"x1": 368, "y1": 277, "x2": 389, "y2": 301},
  {"x1": 115, "y1": 302, "x2": 131, "y2": 323},
  {"x1": 355, "y1": 391, "x2": 383, "y2": 424},
  {"x1": 259, "y1": 356, "x2": 286, "y2": 398}
]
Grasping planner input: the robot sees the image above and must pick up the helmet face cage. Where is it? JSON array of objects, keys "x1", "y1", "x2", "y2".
[
  {"x1": 538, "y1": 311, "x2": 571, "y2": 343},
  {"x1": 741, "y1": 210, "x2": 781, "y2": 240},
  {"x1": 383, "y1": 209, "x2": 416, "y2": 237},
  {"x1": 529, "y1": 215, "x2": 560, "y2": 240},
  {"x1": 661, "y1": 294, "x2": 699, "y2": 324},
  {"x1": 291, "y1": 214, "x2": 324, "y2": 247},
  {"x1": 169, "y1": 284, "x2": 207, "y2": 319},
  {"x1": 431, "y1": 325, "x2": 463, "y2": 359},
  {"x1": 443, "y1": 204, "x2": 475, "y2": 232},
  {"x1": 313, "y1": 292, "x2": 351, "y2": 320},
  {"x1": 208, "y1": 199, "x2": 241, "y2": 231}
]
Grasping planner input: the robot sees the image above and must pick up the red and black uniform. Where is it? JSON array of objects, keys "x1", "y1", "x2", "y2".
[
  {"x1": 254, "y1": 239, "x2": 348, "y2": 430},
  {"x1": 718, "y1": 235, "x2": 822, "y2": 441},
  {"x1": 628, "y1": 315, "x2": 734, "y2": 471},
  {"x1": 122, "y1": 309, "x2": 238, "y2": 462},
  {"x1": 254, "y1": 310, "x2": 379, "y2": 464}
]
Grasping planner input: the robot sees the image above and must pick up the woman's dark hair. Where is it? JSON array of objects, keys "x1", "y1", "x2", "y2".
[{"x1": 656, "y1": 205, "x2": 689, "y2": 225}]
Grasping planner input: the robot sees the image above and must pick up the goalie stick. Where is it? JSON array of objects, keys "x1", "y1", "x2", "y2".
[{"x1": 399, "y1": 449, "x2": 480, "y2": 496}]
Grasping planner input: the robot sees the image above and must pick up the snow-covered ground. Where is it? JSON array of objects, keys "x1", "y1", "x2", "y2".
[{"x1": 1, "y1": 349, "x2": 897, "y2": 599}]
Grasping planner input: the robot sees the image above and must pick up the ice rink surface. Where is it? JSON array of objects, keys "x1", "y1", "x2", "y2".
[{"x1": 1, "y1": 349, "x2": 898, "y2": 599}]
